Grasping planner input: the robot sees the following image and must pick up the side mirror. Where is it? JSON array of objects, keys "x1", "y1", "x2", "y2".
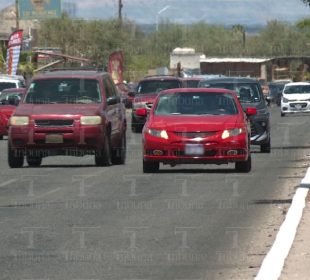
[
  {"x1": 135, "y1": 108, "x2": 147, "y2": 117},
  {"x1": 107, "y1": 96, "x2": 120, "y2": 105},
  {"x1": 8, "y1": 96, "x2": 20, "y2": 106},
  {"x1": 245, "y1": 107, "x2": 257, "y2": 116},
  {"x1": 128, "y1": 91, "x2": 136, "y2": 97}
]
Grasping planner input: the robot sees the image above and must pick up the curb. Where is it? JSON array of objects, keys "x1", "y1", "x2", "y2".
[{"x1": 255, "y1": 167, "x2": 310, "y2": 280}]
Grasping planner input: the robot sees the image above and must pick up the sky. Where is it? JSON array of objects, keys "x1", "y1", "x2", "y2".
[{"x1": 1, "y1": 0, "x2": 310, "y2": 25}]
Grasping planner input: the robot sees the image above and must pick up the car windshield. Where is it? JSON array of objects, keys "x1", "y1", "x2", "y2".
[
  {"x1": 199, "y1": 81, "x2": 261, "y2": 103},
  {"x1": 154, "y1": 92, "x2": 238, "y2": 115},
  {"x1": 137, "y1": 80, "x2": 181, "y2": 94},
  {"x1": 284, "y1": 85, "x2": 310, "y2": 94},
  {"x1": 0, "y1": 82, "x2": 17, "y2": 91},
  {"x1": 24, "y1": 78, "x2": 101, "y2": 104}
]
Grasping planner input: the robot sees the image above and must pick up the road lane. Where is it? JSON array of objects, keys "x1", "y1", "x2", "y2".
[{"x1": 0, "y1": 107, "x2": 309, "y2": 279}]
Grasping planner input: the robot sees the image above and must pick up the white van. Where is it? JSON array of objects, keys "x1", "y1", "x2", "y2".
[{"x1": 0, "y1": 74, "x2": 25, "y2": 96}]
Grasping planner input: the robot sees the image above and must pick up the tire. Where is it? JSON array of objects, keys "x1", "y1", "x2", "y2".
[
  {"x1": 26, "y1": 156, "x2": 42, "y2": 167},
  {"x1": 95, "y1": 133, "x2": 112, "y2": 166},
  {"x1": 0, "y1": 135, "x2": 3, "y2": 140},
  {"x1": 281, "y1": 112, "x2": 285, "y2": 117},
  {"x1": 143, "y1": 160, "x2": 159, "y2": 173},
  {"x1": 261, "y1": 141, "x2": 271, "y2": 153},
  {"x1": 111, "y1": 132, "x2": 126, "y2": 165},
  {"x1": 8, "y1": 143, "x2": 24, "y2": 168},
  {"x1": 235, "y1": 155, "x2": 251, "y2": 173}
]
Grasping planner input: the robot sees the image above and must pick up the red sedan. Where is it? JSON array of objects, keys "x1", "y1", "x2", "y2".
[
  {"x1": 140, "y1": 88, "x2": 256, "y2": 173},
  {"x1": 0, "y1": 88, "x2": 26, "y2": 139}
]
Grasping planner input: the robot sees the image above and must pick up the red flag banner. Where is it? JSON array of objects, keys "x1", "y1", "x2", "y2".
[
  {"x1": 108, "y1": 51, "x2": 124, "y2": 84},
  {"x1": 6, "y1": 30, "x2": 23, "y2": 75}
]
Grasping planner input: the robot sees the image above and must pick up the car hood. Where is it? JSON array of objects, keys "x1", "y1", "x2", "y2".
[
  {"x1": 149, "y1": 115, "x2": 240, "y2": 131},
  {"x1": 14, "y1": 104, "x2": 101, "y2": 117},
  {"x1": 283, "y1": 93, "x2": 310, "y2": 100}
]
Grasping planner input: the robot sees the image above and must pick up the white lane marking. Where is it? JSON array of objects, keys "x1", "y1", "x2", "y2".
[
  {"x1": 34, "y1": 187, "x2": 62, "y2": 199},
  {"x1": 255, "y1": 167, "x2": 310, "y2": 280},
  {"x1": 0, "y1": 179, "x2": 18, "y2": 188}
]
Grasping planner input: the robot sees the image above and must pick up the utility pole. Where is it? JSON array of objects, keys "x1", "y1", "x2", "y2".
[
  {"x1": 118, "y1": 0, "x2": 123, "y2": 26},
  {"x1": 15, "y1": 0, "x2": 19, "y2": 30}
]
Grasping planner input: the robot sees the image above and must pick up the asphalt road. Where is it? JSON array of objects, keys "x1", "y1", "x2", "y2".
[{"x1": 0, "y1": 106, "x2": 309, "y2": 280}]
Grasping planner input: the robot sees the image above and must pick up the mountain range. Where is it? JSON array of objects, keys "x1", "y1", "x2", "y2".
[{"x1": 0, "y1": 0, "x2": 309, "y2": 26}]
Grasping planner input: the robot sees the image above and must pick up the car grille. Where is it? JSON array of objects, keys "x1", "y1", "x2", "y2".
[
  {"x1": 289, "y1": 103, "x2": 307, "y2": 108},
  {"x1": 35, "y1": 119, "x2": 74, "y2": 127},
  {"x1": 174, "y1": 150, "x2": 217, "y2": 157},
  {"x1": 174, "y1": 131, "x2": 217, "y2": 138}
]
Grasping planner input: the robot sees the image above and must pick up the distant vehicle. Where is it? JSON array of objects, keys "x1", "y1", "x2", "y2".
[
  {"x1": 141, "y1": 88, "x2": 255, "y2": 173},
  {"x1": 0, "y1": 74, "x2": 25, "y2": 96},
  {"x1": 131, "y1": 75, "x2": 182, "y2": 132},
  {"x1": 281, "y1": 82, "x2": 310, "y2": 117},
  {"x1": 199, "y1": 77, "x2": 271, "y2": 153},
  {"x1": 116, "y1": 82, "x2": 133, "y2": 108},
  {"x1": 8, "y1": 69, "x2": 126, "y2": 168},
  {"x1": 181, "y1": 77, "x2": 203, "y2": 88},
  {"x1": 267, "y1": 80, "x2": 291, "y2": 106},
  {"x1": 0, "y1": 88, "x2": 26, "y2": 140}
]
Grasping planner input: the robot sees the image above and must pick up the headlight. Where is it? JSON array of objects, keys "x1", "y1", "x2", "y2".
[
  {"x1": 133, "y1": 102, "x2": 146, "y2": 109},
  {"x1": 147, "y1": 128, "x2": 169, "y2": 140},
  {"x1": 80, "y1": 116, "x2": 101, "y2": 125},
  {"x1": 221, "y1": 128, "x2": 244, "y2": 139},
  {"x1": 282, "y1": 97, "x2": 289, "y2": 103},
  {"x1": 10, "y1": 116, "x2": 29, "y2": 126}
]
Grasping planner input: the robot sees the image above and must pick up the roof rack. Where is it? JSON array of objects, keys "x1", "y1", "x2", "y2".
[{"x1": 44, "y1": 66, "x2": 105, "y2": 73}]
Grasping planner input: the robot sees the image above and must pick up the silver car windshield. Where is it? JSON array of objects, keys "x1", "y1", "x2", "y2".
[{"x1": 284, "y1": 85, "x2": 310, "y2": 94}]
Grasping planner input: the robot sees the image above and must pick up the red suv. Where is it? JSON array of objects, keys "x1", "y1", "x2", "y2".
[
  {"x1": 141, "y1": 88, "x2": 256, "y2": 173},
  {"x1": 8, "y1": 70, "x2": 127, "y2": 168},
  {"x1": 131, "y1": 75, "x2": 182, "y2": 132}
]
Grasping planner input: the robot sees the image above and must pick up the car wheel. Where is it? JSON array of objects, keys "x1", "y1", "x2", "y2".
[
  {"x1": 111, "y1": 132, "x2": 126, "y2": 165},
  {"x1": 143, "y1": 160, "x2": 159, "y2": 173},
  {"x1": 8, "y1": 143, "x2": 24, "y2": 168},
  {"x1": 26, "y1": 156, "x2": 42, "y2": 167},
  {"x1": 260, "y1": 141, "x2": 271, "y2": 153},
  {"x1": 281, "y1": 112, "x2": 285, "y2": 117},
  {"x1": 0, "y1": 135, "x2": 3, "y2": 140},
  {"x1": 95, "y1": 133, "x2": 112, "y2": 166},
  {"x1": 235, "y1": 156, "x2": 251, "y2": 173}
]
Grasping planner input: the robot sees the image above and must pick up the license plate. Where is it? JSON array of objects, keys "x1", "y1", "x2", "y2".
[
  {"x1": 295, "y1": 104, "x2": 302, "y2": 109},
  {"x1": 45, "y1": 134, "x2": 63, "y2": 143},
  {"x1": 185, "y1": 144, "x2": 204, "y2": 156}
]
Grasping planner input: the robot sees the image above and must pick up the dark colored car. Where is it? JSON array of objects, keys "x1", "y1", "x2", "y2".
[
  {"x1": 181, "y1": 77, "x2": 203, "y2": 88},
  {"x1": 141, "y1": 88, "x2": 256, "y2": 173},
  {"x1": 116, "y1": 82, "x2": 135, "y2": 108},
  {"x1": 131, "y1": 75, "x2": 182, "y2": 132},
  {"x1": 8, "y1": 69, "x2": 127, "y2": 168},
  {"x1": 199, "y1": 77, "x2": 271, "y2": 153},
  {"x1": 0, "y1": 88, "x2": 26, "y2": 140},
  {"x1": 267, "y1": 81, "x2": 290, "y2": 106}
]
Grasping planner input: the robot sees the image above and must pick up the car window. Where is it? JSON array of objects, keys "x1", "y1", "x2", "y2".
[
  {"x1": 284, "y1": 85, "x2": 310, "y2": 94},
  {"x1": 155, "y1": 92, "x2": 238, "y2": 115},
  {"x1": 0, "y1": 92, "x2": 24, "y2": 104},
  {"x1": 182, "y1": 80, "x2": 200, "y2": 88},
  {"x1": 0, "y1": 82, "x2": 17, "y2": 91},
  {"x1": 137, "y1": 80, "x2": 181, "y2": 94},
  {"x1": 24, "y1": 78, "x2": 101, "y2": 104},
  {"x1": 200, "y1": 81, "x2": 261, "y2": 102}
]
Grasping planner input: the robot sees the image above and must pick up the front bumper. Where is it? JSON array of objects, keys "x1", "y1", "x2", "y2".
[
  {"x1": 281, "y1": 100, "x2": 310, "y2": 114},
  {"x1": 143, "y1": 138, "x2": 249, "y2": 165},
  {"x1": 9, "y1": 120, "x2": 106, "y2": 153}
]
